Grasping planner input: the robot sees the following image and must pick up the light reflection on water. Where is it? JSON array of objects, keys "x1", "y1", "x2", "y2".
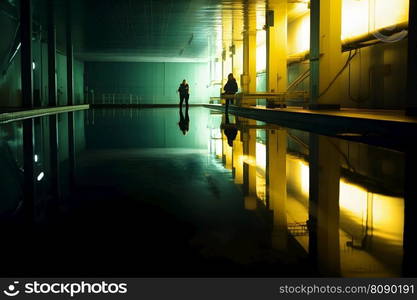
[{"x1": 211, "y1": 110, "x2": 405, "y2": 277}]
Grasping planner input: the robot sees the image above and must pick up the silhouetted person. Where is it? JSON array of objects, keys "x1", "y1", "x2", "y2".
[
  {"x1": 223, "y1": 73, "x2": 238, "y2": 109},
  {"x1": 221, "y1": 111, "x2": 238, "y2": 147},
  {"x1": 178, "y1": 105, "x2": 190, "y2": 135},
  {"x1": 177, "y1": 79, "x2": 190, "y2": 108}
]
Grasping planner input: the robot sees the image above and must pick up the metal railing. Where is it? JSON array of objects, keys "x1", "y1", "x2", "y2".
[{"x1": 99, "y1": 93, "x2": 143, "y2": 105}]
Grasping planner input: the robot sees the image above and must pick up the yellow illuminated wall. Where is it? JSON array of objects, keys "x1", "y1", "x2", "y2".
[
  {"x1": 288, "y1": 11, "x2": 310, "y2": 56},
  {"x1": 286, "y1": 155, "x2": 309, "y2": 199},
  {"x1": 256, "y1": 31, "x2": 266, "y2": 72},
  {"x1": 341, "y1": 0, "x2": 409, "y2": 41},
  {"x1": 256, "y1": 8, "x2": 266, "y2": 72},
  {"x1": 256, "y1": 142, "x2": 266, "y2": 201},
  {"x1": 286, "y1": 0, "x2": 408, "y2": 55},
  {"x1": 339, "y1": 179, "x2": 404, "y2": 247}
]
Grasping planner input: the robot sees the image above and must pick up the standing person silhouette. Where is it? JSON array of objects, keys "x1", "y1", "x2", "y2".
[{"x1": 177, "y1": 79, "x2": 190, "y2": 108}]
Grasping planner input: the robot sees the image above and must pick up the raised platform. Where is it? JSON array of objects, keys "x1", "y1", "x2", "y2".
[
  {"x1": 205, "y1": 104, "x2": 417, "y2": 151},
  {"x1": 91, "y1": 103, "x2": 206, "y2": 108}
]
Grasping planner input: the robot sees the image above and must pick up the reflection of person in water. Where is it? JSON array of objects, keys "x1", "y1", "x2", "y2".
[
  {"x1": 221, "y1": 111, "x2": 238, "y2": 147},
  {"x1": 178, "y1": 105, "x2": 190, "y2": 135}
]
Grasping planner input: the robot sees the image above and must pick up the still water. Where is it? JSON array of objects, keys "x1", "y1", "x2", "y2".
[{"x1": 0, "y1": 107, "x2": 408, "y2": 277}]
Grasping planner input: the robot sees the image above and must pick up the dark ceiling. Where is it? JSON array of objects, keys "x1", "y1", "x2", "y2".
[
  {"x1": 2, "y1": 0, "x2": 291, "y2": 63},
  {"x1": 71, "y1": 0, "x2": 242, "y2": 62}
]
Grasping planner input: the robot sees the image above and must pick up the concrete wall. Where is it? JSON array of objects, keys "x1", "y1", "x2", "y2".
[{"x1": 85, "y1": 62, "x2": 217, "y2": 104}]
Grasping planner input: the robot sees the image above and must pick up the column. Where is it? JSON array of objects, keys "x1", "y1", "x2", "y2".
[
  {"x1": 232, "y1": 2, "x2": 244, "y2": 89},
  {"x1": 244, "y1": 120, "x2": 257, "y2": 210},
  {"x1": 233, "y1": 131, "x2": 244, "y2": 184},
  {"x1": 406, "y1": 0, "x2": 417, "y2": 115},
  {"x1": 309, "y1": 0, "x2": 342, "y2": 109},
  {"x1": 21, "y1": 0, "x2": 35, "y2": 221},
  {"x1": 48, "y1": 0, "x2": 60, "y2": 200},
  {"x1": 67, "y1": 0, "x2": 76, "y2": 188},
  {"x1": 222, "y1": 7, "x2": 232, "y2": 88},
  {"x1": 266, "y1": 0, "x2": 287, "y2": 93},
  {"x1": 242, "y1": 1, "x2": 257, "y2": 94},
  {"x1": 309, "y1": 134, "x2": 341, "y2": 276},
  {"x1": 268, "y1": 128, "x2": 288, "y2": 250},
  {"x1": 402, "y1": 145, "x2": 417, "y2": 276}
]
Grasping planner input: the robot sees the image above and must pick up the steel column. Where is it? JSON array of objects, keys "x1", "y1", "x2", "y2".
[
  {"x1": 406, "y1": 0, "x2": 417, "y2": 115},
  {"x1": 67, "y1": 0, "x2": 76, "y2": 188},
  {"x1": 48, "y1": 0, "x2": 60, "y2": 200},
  {"x1": 21, "y1": 0, "x2": 35, "y2": 222}
]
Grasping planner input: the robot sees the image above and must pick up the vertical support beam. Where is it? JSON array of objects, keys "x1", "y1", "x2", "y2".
[
  {"x1": 67, "y1": 0, "x2": 76, "y2": 188},
  {"x1": 244, "y1": 120, "x2": 257, "y2": 210},
  {"x1": 247, "y1": 123, "x2": 257, "y2": 197},
  {"x1": 223, "y1": 132, "x2": 233, "y2": 170},
  {"x1": 268, "y1": 128, "x2": 288, "y2": 250},
  {"x1": 47, "y1": 0, "x2": 57, "y2": 107},
  {"x1": 21, "y1": 0, "x2": 35, "y2": 221},
  {"x1": 233, "y1": 131, "x2": 244, "y2": 184},
  {"x1": 21, "y1": 0, "x2": 33, "y2": 108},
  {"x1": 48, "y1": 0, "x2": 60, "y2": 200},
  {"x1": 308, "y1": 134, "x2": 341, "y2": 275},
  {"x1": 402, "y1": 145, "x2": 417, "y2": 276},
  {"x1": 222, "y1": 7, "x2": 232, "y2": 89},
  {"x1": 406, "y1": 0, "x2": 417, "y2": 116},
  {"x1": 67, "y1": 3, "x2": 74, "y2": 106},
  {"x1": 309, "y1": 0, "x2": 342, "y2": 109},
  {"x1": 242, "y1": 2, "x2": 257, "y2": 94},
  {"x1": 232, "y1": 2, "x2": 244, "y2": 89},
  {"x1": 266, "y1": 0, "x2": 287, "y2": 93},
  {"x1": 309, "y1": 0, "x2": 320, "y2": 104}
]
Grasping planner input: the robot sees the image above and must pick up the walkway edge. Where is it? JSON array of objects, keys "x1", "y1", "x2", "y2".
[{"x1": 0, "y1": 105, "x2": 90, "y2": 124}]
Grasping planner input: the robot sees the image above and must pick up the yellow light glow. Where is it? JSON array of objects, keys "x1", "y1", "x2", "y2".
[
  {"x1": 286, "y1": 155, "x2": 309, "y2": 198},
  {"x1": 370, "y1": 193, "x2": 404, "y2": 246},
  {"x1": 300, "y1": 161, "x2": 309, "y2": 196},
  {"x1": 342, "y1": 0, "x2": 409, "y2": 41},
  {"x1": 288, "y1": 10, "x2": 310, "y2": 55},
  {"x1": 256, "y1": 30, "x2": 266, "y2": 72},
  {"x1": 243, "y1": 154, "x2": 256, "y2": 167},
  {"x1": 339, "y1": 180, "x2": 368, "y2": 226},
  {"x1": 256, "y1": 142, "x2": 266, "y2": 170},
  {"x1": 215, "y1": 139, "x2": 222, "y2": 157},
  {"x1": 339, "y1": 179, "x2": 404, "y2": 246},
  {"x1": 233, "y1": 136, "x2": 244, "y2": 184},
  {"x1": 223, "y1": 56, "x2": 232, "y2": 82},
  {"x1": 256, "y1": 142, "x2": 266, "y2": 201}
]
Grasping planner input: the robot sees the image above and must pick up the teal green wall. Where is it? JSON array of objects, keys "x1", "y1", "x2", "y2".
[
  {"x1": 85, "y1": 62, "x2": 216, "y2": 104},
  {"x1": 0, "y1": 42, "x2": 84, "y2": 107},
  {"x1": 86, "y1": 108, "x2": 210, "y2": 149}
]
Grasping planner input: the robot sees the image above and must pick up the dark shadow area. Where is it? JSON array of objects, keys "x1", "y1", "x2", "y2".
[{"x1": 1, "y1": 148, "x2": 314, "y2": 277}]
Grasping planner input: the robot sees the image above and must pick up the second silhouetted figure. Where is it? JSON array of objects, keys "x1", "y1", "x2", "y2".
[{"x1": 223, "y1": 73, "x2": 238, "y2": 107}]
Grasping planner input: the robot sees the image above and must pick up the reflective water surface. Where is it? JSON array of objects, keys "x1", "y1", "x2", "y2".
[{"x1": 0, "y1": 107, "x2": 411, "y2": 277}]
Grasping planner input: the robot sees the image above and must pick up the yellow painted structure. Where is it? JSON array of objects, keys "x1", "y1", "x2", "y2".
[
  {"x1": 242, "y1": 2, "x2": 257, "y2": 94},
  {"x1": 213, "y1": 0, "x2": 409, "y2": 109},
  {"x1": 268, "y1": 128, "x2": 288, "y2": 250},
  {"x1": 266, "y1": 0, "x2": 288, "y2": 93}
]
